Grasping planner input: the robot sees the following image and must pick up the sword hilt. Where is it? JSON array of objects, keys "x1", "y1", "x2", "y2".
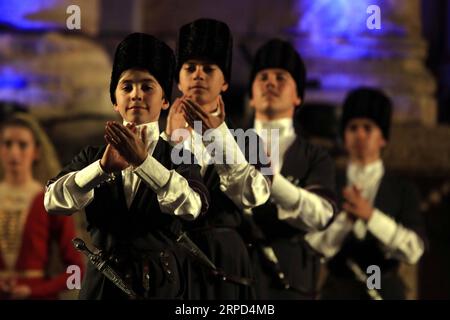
[
  {"x1": 72, "y1": 237, "x2": 139, "y2": 299},
  {"x1": 72, "y1": 237, "x2": 93, "y2": 254}
]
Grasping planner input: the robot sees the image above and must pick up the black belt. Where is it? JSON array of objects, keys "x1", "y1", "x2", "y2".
[{"x1": 74, "y1": 238, "x2": 181, "y2": 299}]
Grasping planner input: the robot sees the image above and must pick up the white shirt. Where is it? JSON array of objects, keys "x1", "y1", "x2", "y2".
[
  {"x1": 44, "y1": 121, "x2": 203, "y2": 220},
  {"x1": 161, "y1": 121, "x2": 271, "y2": 210},
  {"x1": 254, "y1": 118, "x2": 296, "y2": 174},
  {"x1": 305, "y1": 160, "x2": 425, "y2": 264},
  {"x1": 120, "y1": 121, "x2": 159, "y2": 208},
  {"x1": 254, "y1": 118, "x2": 334, "y2": 231}
]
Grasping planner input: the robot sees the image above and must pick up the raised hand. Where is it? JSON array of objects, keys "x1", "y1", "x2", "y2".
[
  {"x1": 165, "y1": 97, "x2": 190, "y2": 143},
  {"x1": 342, "y1": 185, "x2": 374, "y2": 221},
  {"x1": 104, "y1": 121, "x2": 149, "y2": 168},
  {"x1": 182, "y1": 95, "x2": 225, "y2": 135},
  {"x1": 100, "y1": 139, "x2": 130, "y2": 174}
]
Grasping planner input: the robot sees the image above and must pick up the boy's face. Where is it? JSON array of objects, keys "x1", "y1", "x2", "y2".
[
  {"x1": 114, "y1": 69, "x2": 169, "y2": 125},
  {"x1": 178, "y1": 60, "x2": 228, "y2": 108},
  {"x1": 250, "y1": 68, "x2": 301, "y2": 119},
  {"x1": 344, "y1": 118, "x2": 387, "y2": 163}
]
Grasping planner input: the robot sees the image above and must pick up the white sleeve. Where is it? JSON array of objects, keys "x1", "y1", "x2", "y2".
[
  {"x1": 133, "y1": 155, "x2": 202, "y2": 221},
  {"x1": 160, "y1": 131, "x2": 175, "y2": 146},
  {"x1": 304, "y1": 212, "x2": 354, "y2": 258},
  {"x1": 270, "y1": 174, "x2": 334, "y2": 231},
  {"x1": 367, "y1": 209, "x2": 425, "y2": 264},
  {"x1": 44, "y1": 160, "x2": 111, "y2": 215},
  {"x1": 204, "y1": 122, "x2": 271, "y2": 209},
  {"x1": 215, "y1": 163, "x2": 271, "y2": 210}
]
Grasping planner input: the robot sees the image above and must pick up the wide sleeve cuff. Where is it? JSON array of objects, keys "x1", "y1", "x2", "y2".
[
  {"x1": 203, "y1": 122, "x2": 248, "y2": 166},
  {"x1": 271, "y1": 174, "x2": 300, "y2": 209},
  {"x1": 305, "y1": 212, "x2": 354, "y2": 258},
  {"x1": 160, "y1": 131, "x2": 178, "y2": 147},
  {"x1": 367, "y1": 208, "x2": 397, "y2": 245},
  {"x1": 272, "y1": 174, "x2": 333, "y2": 231},
  {"x1": 73, "y1": 160, "x2": 112, "y2": 191},
  {"x1": 133, "y1": 155, "x2": 171, "y2": 191},
  {"x1": 134, "y1": 156, "x2": 202, "y2": 220}
]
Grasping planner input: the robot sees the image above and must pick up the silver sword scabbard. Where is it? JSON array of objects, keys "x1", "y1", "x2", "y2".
[
  {"x1": 175, "y1": 232, "x2": 254, "y2": 286},
  {"x1": 346, "y1": 259, "x2": 383, "y2": 300},
  {"x1": 72, "y1": 238, "x2": 138, "y2": 299},
  {"x1": 175, "y1": 232, "x2": 217, "y2": 270}
]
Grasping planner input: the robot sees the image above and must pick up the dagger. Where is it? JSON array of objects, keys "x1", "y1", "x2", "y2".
[
  {"x1": 346, "y1": 259, "x2": 383, "y2": 300},
  {"x1": 72, "y1": 238, "x2": 138, "y2": 299},
  {"x1": 175, "y1": 232, "x2": 254, "y2": 286}
]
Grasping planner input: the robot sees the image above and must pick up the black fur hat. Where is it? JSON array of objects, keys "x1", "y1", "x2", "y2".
[
  {"x1": 176, "y1": 18, "x2": 233, "y2": 82},
  {"x1": 249, "y1": 39, "x2": 306, "y2": 104},
  {"x1": 341, "y1": 87, "x2": 392, "y2": 140},
  {"x1": 110, "y1": 33, "x2": 175, "y2": 104}
]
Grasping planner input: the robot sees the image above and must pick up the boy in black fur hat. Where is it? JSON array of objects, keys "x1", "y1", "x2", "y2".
[
  {"x1": 306, "y1": 87, "x2": 427, "y2": 299},
  {"x1": 243, "y1": 38, "x2": 338, "y2": 299},
  {"x1": 44, "y1": 33, "x2": 209, "y2": 299},
  {"x1": 162, "y1": 18, "x2": 272, "y2": 299}
]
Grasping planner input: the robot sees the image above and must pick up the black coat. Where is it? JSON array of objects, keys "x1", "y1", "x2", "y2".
[
  {"x1": 322, "y1": 172, "x2": 428, "y2": 300},
  {"x1": 242, "y1": 136, "x2": 337, "y2": 299},
  {"x1": 48, "y1": 138, "x2": 208, "y2": 300},
  {"x1": 182, "y1": 123, "x2": 272, "y2": 300}
]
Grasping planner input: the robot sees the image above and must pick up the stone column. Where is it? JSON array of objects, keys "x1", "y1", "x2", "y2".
[
  {"x1": 0, "y1": 0, "x2": 115, "y2": 163},
  {"x1": 293, "y1": 0, "x2": 437, "y2": 125}
]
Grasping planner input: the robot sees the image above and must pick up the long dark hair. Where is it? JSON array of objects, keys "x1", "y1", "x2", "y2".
[{"x1": 0, "y1": 113, "x2": 61, "y2": 184}]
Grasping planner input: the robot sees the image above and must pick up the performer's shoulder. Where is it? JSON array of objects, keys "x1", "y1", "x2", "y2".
[
  {"x1": 382, "y1": 172, "x2": 419, "y2": 193},
  {"x1": 298, "y1": 137, "x2": 333, "y2": 163}
]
